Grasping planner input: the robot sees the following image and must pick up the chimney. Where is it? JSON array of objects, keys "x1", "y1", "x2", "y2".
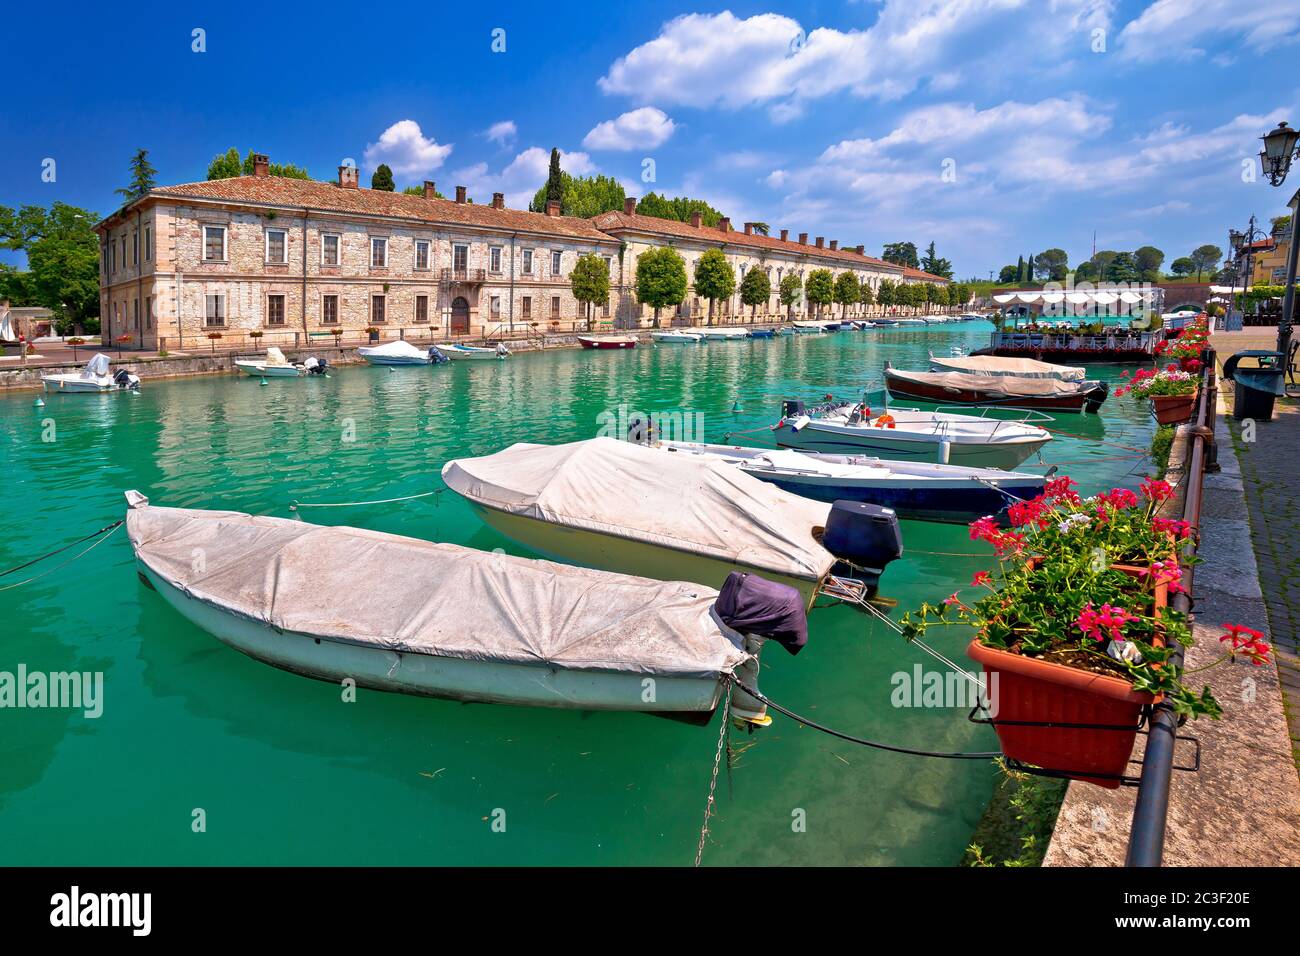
[
  {"x1": 624, "y1": 196, "x2": 637, "y2": 215},
  {"x1": 491, "y1": 192, "x2": 505, "y2": 209},
  {"x1": 743, "y1": 222, "x2": 754, "y2": 235},
  {"x1": 815, "y1": 236, "x2": 824, "y2": 249},
  {"x1": 338, "y1": 164, "x2": 359, "y2": 189},
  {"x1": 455, "y1": 186, "x2": 467, "y2": 204},
  {"x1": 856, "y1": 244, "x2": 865, "y2": 255},
  {"x1": 251, "y1": 154, "x2": 269, "y2": 178},
  {"x1": 546, "y1": 200, "x2": 561, "y2": 217},
  {"x1": 717, "y1": 217, "x2": 730, "y2": 233},
  {"x1": 798, "y1": 232, "x2": 808, "y2": 245},
  {"x1": 423, "y1": 181, "x2": 437, "y2": 199},
  {"x1": 780, "y1": 229, "x2": 789, "y2": 242},
  {"x1": 690, "y1": 211, "x2": 703, "y2": 229},
  {"x1": 829, "y1": 240, "x2": 838, "y2": 251}
]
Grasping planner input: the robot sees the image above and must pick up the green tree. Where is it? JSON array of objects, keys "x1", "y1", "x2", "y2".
[
  {"x1": 805, "y1": 268, "x2": 835, "y2": 319},
  {"x1": 779, "y1": 272, "x2": 803, "y2": 321},
  {"x1": 1190, "y1": 244, "x2": 1222, "y2": 282},
  {"x1": 882, "y1": 242, "x2": 919, "y2": 269},
  {"x1": 115, "y1": 149, "x2": 157, "y2": 204},
  {"x1": 694, "y1": 248, "x2": 736, "y2": 325},
  {"x1": 0, "y1": 202, "x2": 101, "y2": 334},
  {"x1": 859, "y1": 281, "x2": 875, "y2": 312},
  {"x1": 750, "y1": 222, "x2": 770, "y2": 236},
  {"x1": 207, "y1": 147, "x2": 242, "y2": 180},
  {"x1": 1133, "y1": 245, "x2": 1165, "y2": 281},
  {"x1": 919, "y1": 241, "x2": 954, "y2": 279},
  {"x1": 545, "y1": 148, "x2": 563, "y2": 208},
  {"x1": 529, "y1": 173, "x2": 625, "y2": 217},
  {"x1": 634, "y1": 247, "x2": 688, "y2": 328},
  {"x1": 998, "y1": 264, "x2": 1019, "y2": 284},
  {"x1": 570, "y1": 253, "x2": 611, "y2": 331},
  {"x1": 403, "y1": 184, "x2": 445, "y2": 198},
  {"x1": 636, "y1": 192, "x2": 725, "y2": 228},
  {"x1": 877, "y1": 278, "x2": 897, "y2": 309},
  {"x1": 371, "y1": 164, "x2": 396, "y2": 191},
  {"x1": 240, "y1": 151, "x2": 309, "y2": 179},
  {"x1": 1033, "y1": 248, "x2": 1069, "y2": 282},
  {"x1": 1105, "y1": 251, "x2": 1140, "y2": 282},
  {"x1": 1169, "y1": 256, "x2": 1195, "y2": 278},
  {"x1": 739, "y1": 266, "x2": 771, "y2": 320},
  {"x1": 833, "y1": 271, "x2": 859, "y2": 318},
  {"x1": 1073, "y1": 261, "x2": 1099, "y2": 282}
]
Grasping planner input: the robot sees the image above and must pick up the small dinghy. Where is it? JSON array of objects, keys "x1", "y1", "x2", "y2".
[
  {"x1": 358, "y1": 340, "x2": 436, "y2": 366},
  {"x1": 442, "y1": 437, "x2": 904, "y2": 608},
  {"x1": 650, "y1": 330, "x2": 702, "y2": 343},
  {"x1": 41, "y1": 353, "x2": 140, "y2": 393},
  {"x1": 927, "y1": 353, "x2": 1086, "y2": 382},
  {"x1": 748, "y1": 328, "x2": 775, "y2": 338},
  {"x1": 578, "y1": 335, "x2": 637, "y2": 350},
  {"x1": 654, "y1": 442, "x2": 1046, "y2": 523},
  {"x1": 885, "y1": 366, "x2": 1109, "y2": 413},
  {"x1": 124, "y1": 491, "x2": 814, "y2": 724},
  {"x1": 773, "y1": 399, "x2": 1052, "y2": 469},
  {"x1": 435, "y1": 342, "x2": 510, "y2": 361},
  {"x1": 792, "y1": 322, "x2": 824, "y2": 334},
  {"x1": 702, "y1": 328, "x2": 749, "y2": 341},
  {"x1": 233, "y1": 346, "x2": 304, "y2": 378}
]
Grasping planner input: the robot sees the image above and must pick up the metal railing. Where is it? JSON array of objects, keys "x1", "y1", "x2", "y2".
[{"x1": 1124, "y1": 347, "x2": 1217, "y2": 867}]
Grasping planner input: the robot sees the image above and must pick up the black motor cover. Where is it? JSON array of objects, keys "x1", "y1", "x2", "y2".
[
  {"x1": 781, "y1": 398, "x2": 806, "y2": 419},
  {"x1": 714, "y1": 571, "x2": 808, "y2": 656},
  {"x1": 822, "y1": 500, "x2": 903, "y2": 574}
]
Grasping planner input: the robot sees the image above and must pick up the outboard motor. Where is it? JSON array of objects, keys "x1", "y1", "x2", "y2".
[
  {"x1": 714, "y1": 571, "x2": 810, "y2": 728},
  {"x1": 428, "y1": 346, "x2": 450, "y2": 365},
  {"x1": 781, "y1": 398, "x2": 806, "y2": 419},
  {"x1": 1084, "y1": 380, "x2": 1109, "y2": 414},
  {"x1": 113, "y1": 368, "x2": 140, "y2": 390},
  {"x1": 627, "y1": 414, "x2": 654, "y2": 444},
  {"x1": 820, "y1": 500, "x2": 903, "y2": 590}
]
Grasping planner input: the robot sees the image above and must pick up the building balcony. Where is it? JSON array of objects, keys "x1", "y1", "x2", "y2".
[{"x1": 441, "y1": 268, "x2": 487, "y2": 284}]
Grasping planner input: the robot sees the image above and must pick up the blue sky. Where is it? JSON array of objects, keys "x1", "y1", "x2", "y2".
[{"x1": 4, "y1": 0, "x2": 1300, "y2": 278}]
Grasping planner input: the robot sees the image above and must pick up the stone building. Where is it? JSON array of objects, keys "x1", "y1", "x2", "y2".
[
  {"x1": 592, "y1": 200, "x2": 909, "y2": 325},
  {"x1": 94, "y1": 155, "x2": 620, "y2": 350}
]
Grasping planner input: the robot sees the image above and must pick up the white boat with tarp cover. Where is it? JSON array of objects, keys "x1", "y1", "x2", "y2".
[
  {"x1": 233, "y1": 346, "x2": 304, "y2": 378},
  {"x1": 40, "y1": 353, "x2": 140, "y2": 393},
  {"x1": 124, "y1": 490, "x2": 814, "y2": 723},
  {"x1": 927, "y1": 353, "x2": 1086, "y2": 382},
  {"x1": 442, "y1": 437, "x2": 903, "y2": 608},
  {"x1": 358, "y1": 340, "x2": 437, "y2": 366}
]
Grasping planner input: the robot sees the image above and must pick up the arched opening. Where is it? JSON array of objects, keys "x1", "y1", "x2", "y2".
[{"x1": 451, "y1": 296, "x2": 470, "y2": 335}]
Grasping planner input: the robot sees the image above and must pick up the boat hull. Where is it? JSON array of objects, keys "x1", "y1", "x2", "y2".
[
  {"x1": 466, "y1": 501, "x2": 824, "y2": 609},
  {"x1": 234, "y1": 361, "x2": 302, "y2": 377},
  {"x1": 975, "y1": 346, "x2": 1152, "y2": 365},
  {"x1": 752, "y1": 472, "x2": 1042, "y2": 523},
  {"x1": 138, "y1": 563, "x2": 723, "y2": 713},
  {"x1": 40, "y1": 376, "x2": 133, "y2": 393},
  {"x1": 649, "y1": 332, "x2": 701, "y2": 343},
  {"x1": 885, "y1": 371, "x2": 1108, "y2": 413},
  {"x1": 774, "y1": 422, "x2": 1048, "y2": 469},
  {"x1": 578, "y1": 337, "x2": 637, "y2": 349}
]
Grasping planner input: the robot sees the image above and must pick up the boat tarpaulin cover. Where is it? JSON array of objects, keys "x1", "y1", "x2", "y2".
[
  {"x1": 715, "y1": 571, "x2": 808, "y2": 655},
  {"x1": 81, "y1": 353, "x2": 111, "y2": 379},
  {"x1": 928, "y1": 354, "x2": 1086, "y2": 382},
  {"x1": 362, "y1": 339, "x2": 428, "y2": 359},
  {"x1": 126, "y1": 498, "x2": 749, "y2": 678},
  {"x1": 442, "y1": 438, "x2": 835, "y2": 580},
  {"x1": 264, "y1": 346, "x2": 292, "y2": 366},
  {"x1": 888, "y1": 367, "x2": 1094, "y2": 398}
]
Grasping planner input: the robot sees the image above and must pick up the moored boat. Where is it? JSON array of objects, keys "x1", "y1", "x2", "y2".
[
  {"x1": 927, "y1": 353, "x2": 1086, "y2": 381},
  {"x1": 792, "y1": 321, "x2": 824, "y2": 334},
  {"x1": 359, "y1": 340, "x2": 436, "y2": 366},
  {"x1": 441, "y1": 437, "x2": 904, "y2": 608},
  {"x1": 885, "y1": 366, "x2": 1109, "y2": 413},
  {"x1": 649, "y1": 330, "x2": 702, "y2": 343},
  {"x1": 773, "y1": 399, "x2": 1052, "y2": 468},
  {"x1": 435, "y1": 342, "x2": 510, "y2": 360},
  {"x1": 578, "y1": 335, "x2": 638, "y2": 350},
  {"x1": 702, "y1": 328, "x2": 749, "y2": 341},
  {"x1": 748, "y1": 328, "x2": 775, "y2": 338},
  {"x1": 233, "y1": 346, "x2": 304, "y2": 378},
  {"x1": 40, "y1": 353, "x2": 140, "y2": 393},
  {"x1": 654, "y1": 441, "x2": 1047, "y2": 523},
  {"x1": 124, "y1": 491, "x2": 804, "y2": 723}
]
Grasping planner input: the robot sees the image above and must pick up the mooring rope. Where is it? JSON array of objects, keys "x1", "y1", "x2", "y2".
[
  {"x1": 694, "y1": 692, "x2": 731, "y2": 867},
  {"x1": 0, "y1": 519, "x2": 125, "y2": 578},
  {"x1": 0, "y1": 521, "x2": 124, "y2": 592},
  {"x1": 290, "y1": 489, "x2": 443, "y2": 512}
]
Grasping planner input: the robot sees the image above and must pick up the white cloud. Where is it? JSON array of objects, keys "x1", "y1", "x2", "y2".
[
  {"x1": 765, "y1": 169, "x2": 788, "y2": 188},
  {"x1": 583, "y1": 108, "x2": 677, "y2": 151},
  {"x1": 1117, "y1": 0, "x2": 1300, "y2": 62},
  {"x1": 484, "y1": 120, "x2": 517, "y2": 148},
  {"x1": 596, "y1": 4, "x2": 1106, "y2": 118},
  {"x1": 449, "y1": 147, "x2": 596, "y2": 209},
  {"x1": 363, "y1": 120, "x2": 453, "y2": 179}
]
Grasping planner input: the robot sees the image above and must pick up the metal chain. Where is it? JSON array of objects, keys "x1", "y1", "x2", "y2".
[{"x1": 694, "y1": 691, "x2": 731, "y2": 867}]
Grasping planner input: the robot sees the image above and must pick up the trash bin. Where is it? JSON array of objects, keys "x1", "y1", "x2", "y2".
[{"x1": 1222, "y1": 350, "x2": 1286, "y2": 421}]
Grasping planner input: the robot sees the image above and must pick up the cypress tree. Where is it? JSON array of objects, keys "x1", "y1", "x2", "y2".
[
  {"x1": 1016, "y1": 255, "x2": 1025, "y2": 283},
  {"x1": 545, "y1": 148, "x2": 563, "y2": 208}
]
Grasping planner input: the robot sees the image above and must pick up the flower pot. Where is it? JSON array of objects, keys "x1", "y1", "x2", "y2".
[
  {"x1": 1150, "y1": 393, "x2": 1195, "y2": 425},
  {"x1": 970, "y1": 564, "x2": 1168, "y2": 789}
]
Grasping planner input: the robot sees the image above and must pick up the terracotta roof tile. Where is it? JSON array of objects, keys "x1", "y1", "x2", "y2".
[
  {"x1": 898, "y1": 264, "x2": 952, "y2": 283},
  {"x1": 590, "y1": 210, "x2": 906, "y2": 273},
  {"x1": 121, "y1": 175, "x2": 617, "y2": 243}
]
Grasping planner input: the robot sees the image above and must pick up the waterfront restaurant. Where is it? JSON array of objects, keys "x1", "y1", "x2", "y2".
[{"x1": 985, "y1": 287, "x2": 1168, "y2": 363}]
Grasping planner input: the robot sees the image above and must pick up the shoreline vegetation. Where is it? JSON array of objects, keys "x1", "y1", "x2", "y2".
[{"x1": 962, "y1": 765, "x2": 1067, "y2": 867}]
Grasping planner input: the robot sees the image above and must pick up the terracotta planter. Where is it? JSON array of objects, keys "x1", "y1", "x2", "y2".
[
  {"x1": 1150, "y1": 393, "x2": 1196, "y2": 425},
  {"x1": 970, "y1": 566, "x2": 1167, "y2": 789}
]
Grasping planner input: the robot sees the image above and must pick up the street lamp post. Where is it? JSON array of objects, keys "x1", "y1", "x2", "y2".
[{"x1": 1259, "y1": 121, "x2": 1300, "y2": 358}]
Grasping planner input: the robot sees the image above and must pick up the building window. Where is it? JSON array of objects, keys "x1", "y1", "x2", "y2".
[
  {"x1": 489, "y1": 246, "x2": 502, "y2": 273},
  {"x1": 371, "y1": 295, "x2": 386, "y2": 324},
  {"x1": 370, "y1": 237, "x2": 388, "y2": 268},
  {"x1": 132, "y1": 233, "x2": 139, "y2": 266},
  {"x1": 267, "y1": 294, "x2": 286, "y2": 326},
  {"x1": 550, "y1": 295, "x2": 561, "y2": 318},
  {"x1": 321, "y1": 295, "x2": 339, "y2": 325},
  {"x1": 321, "y1": 234, "x2": 340, "y2": 266},
  {"x1": 205, "y1": 294, "x2": 225, "y2": 327},
  {"x1": 415, "y1": 295, "x2": 429, "y2": 323},
  {"x1": 551, "y1": 251, "x2": 562, "y2": 276},
  {"x1": 490, "y1": 296, "x2": 501, "y2": 317},
  {"x1": 415, "y1": 240, "x2": 431, "y2": 271},
  {"x1": 132, "y1": 298, "x2": 139, "y2": 330},
  {"x1": 110, "y1": 242, "x2": 116, "y2": 274},
  {"x1": 265, "y1": 229, "x2": 287, "y2": 264},
  {"x1": 522, "y1": 249, "x2": 533, "y2": 275},
  {"x1": 144, "y1": 227, "x2": 152, "y2": 262},
  {"x1": 602, "y1": 255, "x2": 613, "y2": 274},
  {"x1": 145, "y1": 296, "x2": 153, "y2": 330},
  {"x1": 521, "y1": 296, "x2": 532, "y2": 319},
  {"x1": 603, "y1": 298, "x2": 611, "y2": 318},
  {"x1": 203, "y1": 225, "x2": 226, "y2": 262},
  {"x1": 453, "y1": 244, "x2": 468, "y2": 273}
]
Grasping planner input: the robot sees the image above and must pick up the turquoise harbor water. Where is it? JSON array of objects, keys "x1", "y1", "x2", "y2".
[{"x1": 0, "y1": 323, "x2": 1159, "y2": 865}]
